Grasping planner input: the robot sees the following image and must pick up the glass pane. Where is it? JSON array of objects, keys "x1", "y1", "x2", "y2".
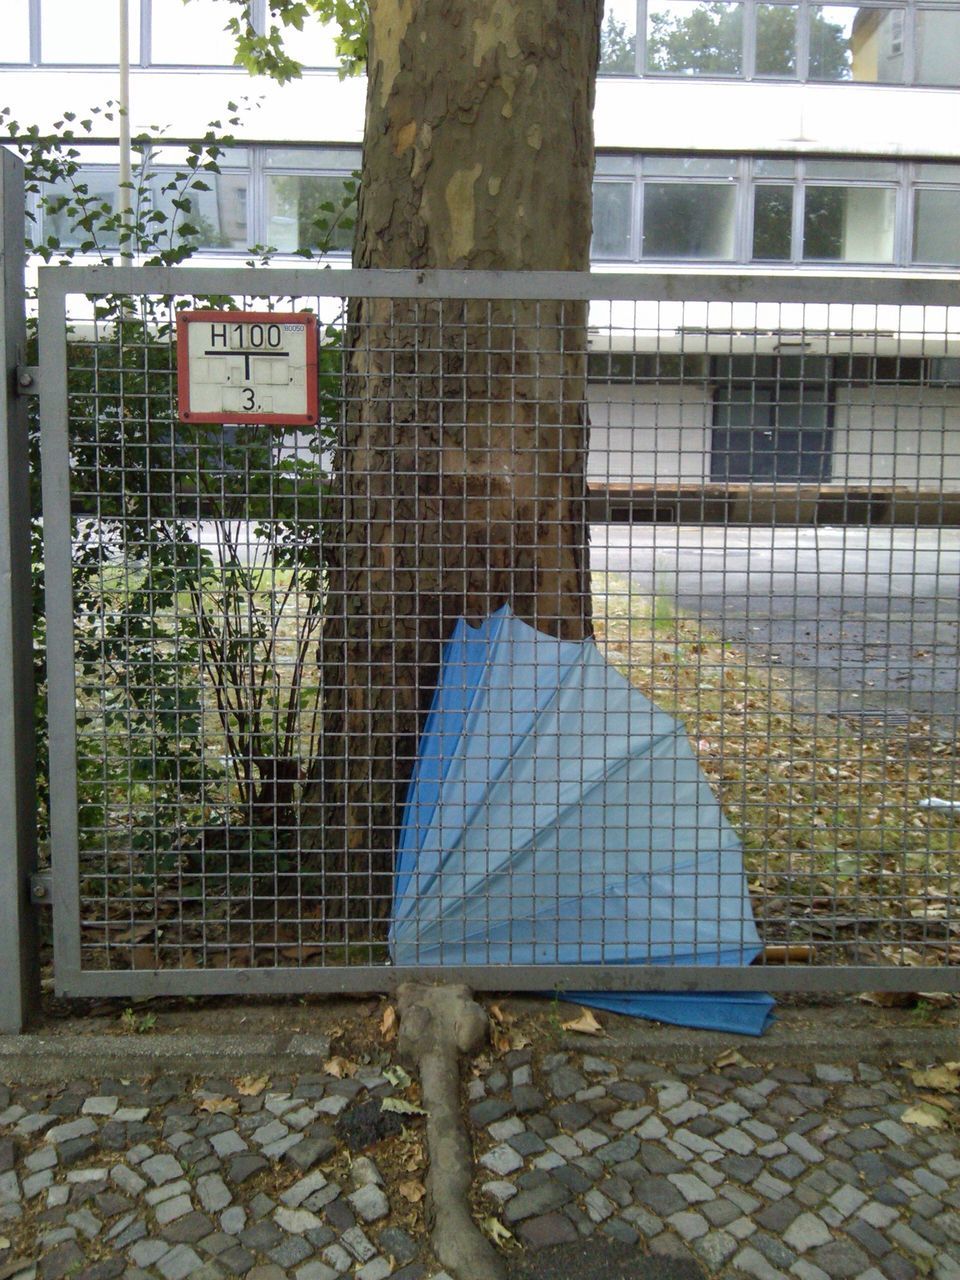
[
  {"x1": 150, "y1": 0, "x2": 237, "y2": 65},
  {"x1": 3, "y1": 0, "x2": 31, "y2": 62},
  {"x1": 646, "y1": 1, "x2": 743, "y2": 76},
  {"x1": 913, "y1": 189, "x2": 960, "y2": 265},
  {"x1": 753, "y1": 185, "x2": 793, "y2": 259},
  {"x1": 40, "y1": 169, "x2": 120, "y2": 248},
  {"x1": 756, "y1": 4, "x2": 798, "y2": 76},
  {"x1": 806, "y1": 159, "x2": 897, "y2": 181},
  {"x1": 265, "y1": 174, "x2": 355, "y2": 253},
  {"x1": 599, "y1": 0, "x2": 638, "y2": 73},
  {"x1": 916, "y1": 11, "x2": 960, "y2": 85},
  {"x1": 280, "y1": 18, "x2": 340, "y2": 68},
  {"x1": 644, "y1": 155, "x2": 737, "y2": 177},
  {"x1": 803, "y1": 186, "x2": 895, "y2": 261},
  {"x1": 145, "y1": 171, "x2": 248, "y2": 250},
  {"x1": 595, "y1": 154, "x2": 636, "y2": 176},
  {"x1": 754, "y1": 158, "x2": 794, "y2": 178},
  {"x1": 916, "y1": 163, "x2": 960, "y2": 184},
  {"x1": 592, "y1": 182, "x2": 634, "y2": 257},
  {"x1": 264, "y1": 148, "x2": 361, "y2": 171},
  {"x1": 643, "y1": 183, "x2": 736, "y2": 258},
  {"x1": 41, "y1": 0, "x2": 141, "y2": 63},
  {"x1": 808, "y1": 6, "x2": 904, "y2": 83}
]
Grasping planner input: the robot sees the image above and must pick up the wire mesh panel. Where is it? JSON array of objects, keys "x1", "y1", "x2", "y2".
[{"x1": 38, "y1": 268, "x2": 960, "y2": 997}]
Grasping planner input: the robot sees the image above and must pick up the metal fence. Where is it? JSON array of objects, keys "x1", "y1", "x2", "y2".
[{"x1": 32, "y1": 265, "x2": 960, "y2": 1001}]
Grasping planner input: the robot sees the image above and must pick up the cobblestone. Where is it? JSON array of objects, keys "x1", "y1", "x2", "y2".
[{"x1": 4, "y1": 1038, "x2": 960, "y2": 1280}]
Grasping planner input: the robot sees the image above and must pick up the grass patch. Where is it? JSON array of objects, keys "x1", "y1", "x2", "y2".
[{"x1": 592, "y1": 571, "x2": 960, "y2": 952}]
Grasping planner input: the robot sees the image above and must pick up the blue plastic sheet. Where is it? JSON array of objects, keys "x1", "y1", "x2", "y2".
[{"x1": 391, "y1": 606, "x2": 773, "y2": 1035}]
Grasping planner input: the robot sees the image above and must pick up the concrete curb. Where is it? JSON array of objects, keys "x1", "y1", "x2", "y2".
[{"x1": 0, "y1": 1031, "x2": 332, "y2": 1081}]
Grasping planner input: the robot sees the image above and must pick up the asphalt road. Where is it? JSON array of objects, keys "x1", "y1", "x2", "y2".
[{"x1": 590, "y1": 524, "x2": 960, "y2": 727}]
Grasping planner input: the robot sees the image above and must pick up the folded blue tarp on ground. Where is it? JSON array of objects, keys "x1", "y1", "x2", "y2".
[{"x1": 390, "y1": 606, "x2": 774, "y2": 1036}]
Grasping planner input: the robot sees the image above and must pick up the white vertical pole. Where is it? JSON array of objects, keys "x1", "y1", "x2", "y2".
[{"x1": 118, "y1": 0, "x2": 133, "y2": 261}]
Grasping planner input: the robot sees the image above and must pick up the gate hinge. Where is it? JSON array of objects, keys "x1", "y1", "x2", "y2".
[
  {"x1": 30, "y1": 872, "x2": 52, "y2": 905},
  {"x1": 16, "y1": 366, "x2": 38, "y2": 396}
]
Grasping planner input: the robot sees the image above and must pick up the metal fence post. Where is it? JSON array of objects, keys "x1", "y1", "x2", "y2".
[{"x1": 0, "y1": 151, "x2": 40, "y2": 1033}]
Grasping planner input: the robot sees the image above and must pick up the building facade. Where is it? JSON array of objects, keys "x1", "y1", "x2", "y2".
[{"x1": 3, "y1": 0, "x2": 959, "y2": 507}]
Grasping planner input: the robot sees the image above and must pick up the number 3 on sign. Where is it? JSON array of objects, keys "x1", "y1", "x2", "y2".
[{"x1": 176, "y1": 310, "x2": 319, "y2": 426}]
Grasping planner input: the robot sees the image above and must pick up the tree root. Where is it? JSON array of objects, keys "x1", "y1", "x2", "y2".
[{"x1": 397, "y1": 983, "x2": 507, "y2": 1280}]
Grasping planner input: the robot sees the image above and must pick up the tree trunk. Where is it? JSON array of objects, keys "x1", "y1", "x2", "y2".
[{"x1": 300, "y1": 0, "x2": 603, "y2": 942}]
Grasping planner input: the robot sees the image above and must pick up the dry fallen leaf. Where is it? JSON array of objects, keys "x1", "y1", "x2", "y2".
[
  {"x1": 384, "y1": 1065, "x2": 412, "y2": 1089},
  {"x1": 715, "y1": 1049, "x2": 749, "y2": 1070},
  {"x1": 324, "y1": 1056, "x2": 358, "y2": 1079},
  {"x1": 560, "y1": 1007, "x2": 605, "y2": 1036},
  {"x1": 489, "y1": 1003, "x2": 515, "y2": 1026},
  {"x1": 902, "y1": 1103, "x2": 948, "y2": 1129},
  {"x1": 197, "y1": 1096, "x2": 238, "y2": 1115},
  {"x1": 380, "y1": 1005, "x2": 398, "y2": 1043},
  {"x1": 911, "y1": 1066, "x2": 960, "y2": 1093},
  {"x1": 381, "y1": 1096, "x2": 427, "y2": 1116},
  {"x1": 482, "y1": 1216, "x2": 516, "y2": 1247},
  {"x1": 398, "y1": 1179, "x2": 426, "y2": 1203},
  {"x1": 236, "y1": 1074, "x2": 270, "y2": 1097}
]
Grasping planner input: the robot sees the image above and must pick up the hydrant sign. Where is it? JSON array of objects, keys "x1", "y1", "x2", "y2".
[{"x1": 176, "y1": 310, "x2": 319, "y2": 425}]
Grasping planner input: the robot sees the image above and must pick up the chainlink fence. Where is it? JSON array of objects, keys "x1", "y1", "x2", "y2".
[{"x1": 36, "y1": 267, "x2": 960, "y2": 998}]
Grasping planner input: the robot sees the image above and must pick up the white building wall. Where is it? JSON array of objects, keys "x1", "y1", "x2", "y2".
[
  {"x1": 588, "y1": 383, "x2": 960, "y2": 492},
  {"x1": 831, "y1": 387, "x2": 960, "y2": 492},
  {"x1": 587, "y1": 384, "x2": 712, "y2": 485}
]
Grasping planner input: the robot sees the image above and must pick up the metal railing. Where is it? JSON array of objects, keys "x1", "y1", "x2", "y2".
[{"x1": 23, "y1": 263, "x2": 960, "y2": 1004}]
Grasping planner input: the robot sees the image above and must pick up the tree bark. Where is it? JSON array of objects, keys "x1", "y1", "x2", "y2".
[{"x1": 301, "y1": 0, "x2": 603, "y2": 937}]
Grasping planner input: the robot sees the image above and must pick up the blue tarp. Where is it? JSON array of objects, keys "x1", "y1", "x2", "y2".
[{"x1": 390, "y1": 606, "x2": 774, "y2": 1035}]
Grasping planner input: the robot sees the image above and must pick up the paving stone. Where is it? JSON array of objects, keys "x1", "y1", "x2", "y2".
[
  {"x1": 161, "y1": 1211, "x2": 215, "y2": 1245},
  {"x1": 268, "y1": 1235, "x2": 313, "y2": 1268},
  {"x1": 286, "y1": 1135, "x2": 337, "y2": 1172},
  {"x1": 341, "y1": 1225, "x2": 377, "y2": 1262},
  {"x1": 146, "y1": 1179, "x2": 191, "y2": 1207},
  {"x1": 321, "y1": 1243, "x2": 353, "y2": 1272},
  {"x1": 141, "y1": 1154, "x2": 184, "y2": 1186},
  {"x1": 668, "y1": 1172, "x2": 716, "y2": 1204},
  {"x1": 469, "y1": 1099, "x2": 512, "y2": 1127},
  {"x1": 282, "y1": 1170, "x2": 329, "y2": 1209},
  {"x1": 155, "y1": 1194, "x2": 193, "y2": 1226},
  {"x1": 347, "y1": 1183, "x2": 389, "y2": 1223},
  {"x1": 783, "y1": 1210, "x2": 833, "y2": 1252},
  {"x1": 296, "y1": 1263, "x2": 340, "y2": 1280},
  {"x1": 210, "y1": 1130, "x2": 247, "y2": 1158},
  {"x1": 548, "y1": 1066, "x2": 588, "y2": 1099},
  {"x1": 227, "y1": 1153, "x2": 268, "y2": 1186},
  {"x1": 517, "y1": 1211, "x2": 579, "y2": 1250},
  {"x1": 210, "y1": 1244, "x2": 255, "y2": 1275},
  {"x1": 155, "y1": 1244, "x2": 205, "y2": 1280},
  {"x1": 504, "y1": 1180, "x2": 572, "y2": 1223},
  {"x1": 636, "y1": 1176, "x2": 687, "y2": 1217},
  {"x1": 808, "y1": 1239, "x2": 872, "y2": 1277},
  {"x1": 479, "y1": 1143, "x2": 523, "y2": 1176}
]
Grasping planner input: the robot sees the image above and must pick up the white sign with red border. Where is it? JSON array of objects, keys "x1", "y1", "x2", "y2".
[{"x1": 177, "y1": 310, "x2": 319, "y2": 425}]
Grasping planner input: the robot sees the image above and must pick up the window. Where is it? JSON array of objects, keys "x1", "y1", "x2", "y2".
[
  {"x1": 712, "y1": 357, "x2": 833, "y2": 483},
  {"x1": 142, "y1": 149, "x2": 250, "y2": 251},
  {"x1": 913, "y1": 165, "x2": 960, "y2": 265},
  {"x1": 915, "y1": 8, "x2": 960, "y2": 84},
  {"x1": 41, "y1": 0, "x2": 141, "y2": 64},
  {"x1": 263, "y1": 149, "x2": 357, "y2": 254},
  {"x1": 149, "y1": 0, "x2": 237, "y2": 65},
  {"x1": 645, "y1": 0, "x2": 743, "y2": 75},
  {"x1": 590, "y1": 153, "x2": 960, "y2": 269},
  {"x1": 2, "y1": 1, "x2": 31, "y2": 63},
  {"x1": 600, "y1": 0, "x2": 639, "y2": 71},
  {"x1": 596, "y1": 0, "x2": 960, "y2": 85}
]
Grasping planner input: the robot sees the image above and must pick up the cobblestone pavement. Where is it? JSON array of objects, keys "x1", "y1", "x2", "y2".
[
  {"x1": 2, "y1": 1039, "x2": 959, "y2": 1280},
  {"x1": 0, "y1": 1070, "x2": 446, "y2": 1280},
  {"x1": 471, "y1": 1047, "x2": 960, "y2": 1280}
]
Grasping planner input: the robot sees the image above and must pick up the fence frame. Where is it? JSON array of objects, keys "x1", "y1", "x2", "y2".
[
  {"x1": 36, "y1": 262, "x2": 960, "y2": 1001},
  {"x1": 0, "y1": 154, "x2": 40, "y2": 1034}
]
